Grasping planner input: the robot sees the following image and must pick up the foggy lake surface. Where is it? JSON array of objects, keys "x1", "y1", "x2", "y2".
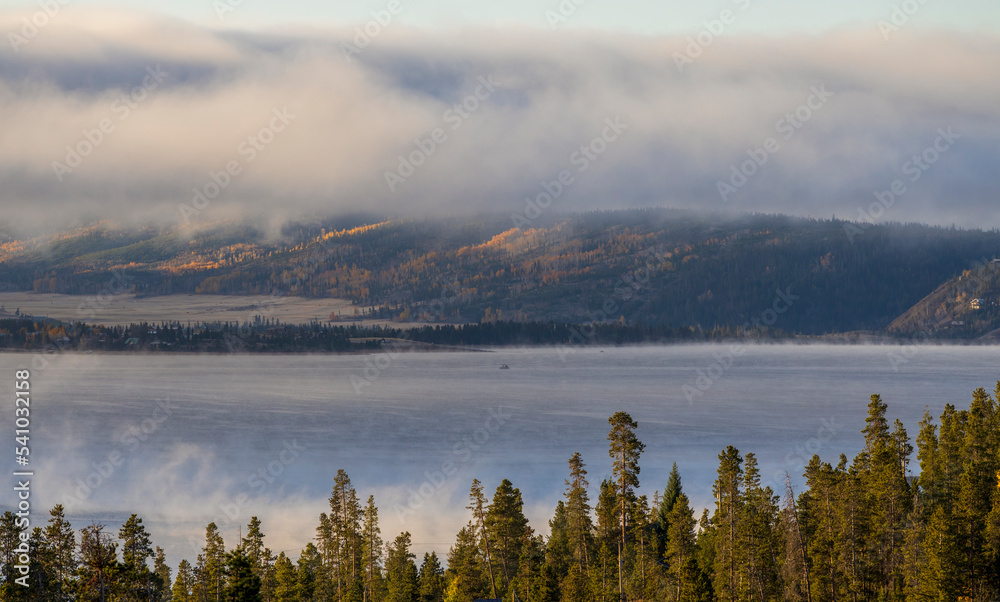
[{"x1": 3, "y1": 343, "x2": 999, "y2": 567}]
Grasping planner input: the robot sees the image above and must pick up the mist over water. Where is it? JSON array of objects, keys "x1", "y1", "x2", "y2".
[{"x1": 2, "y1": 344, "x2": 997, "y2": 568}]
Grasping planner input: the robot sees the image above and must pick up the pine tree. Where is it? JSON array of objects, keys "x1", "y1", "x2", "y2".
[
  {"x1": 627, "y1": 495, "x2": 656, "y2": 600},
  {"x1": 485, "y1": 478, "x2": 529, "y2": 594},
  {"x1": 663, "y1": 493, "x2": 706, "y2": 602},
  {"x1": 858, "y1": 394, "x2": 910, "y2": 599},
  {"x1": 225, "y1": 548, "x2": 263, "y2": 602},
  {"x1": 0, "y1": 511, "x2": 26, "y2": 598},
  {"x1": 172, "y1": 559, "x2": 195, "y2": 602},
  {"x1": 444, "y1": 523, "x2": 486, "y2": 602},
  {"x1": 779, "y1": 477, "x2": 811, "y2": 602},
  {"x1": 564, "y1": 452, "x2": 594, "y2": 574},
  {"x1": 740, "y1": 452, "x2": 782, "y2": 600},
  {"x1": 655, "y1": 463, "x2": 683, "y2": 562},
  {"x1": 78, "y1": 523, "x2": 120, "y2": 602},
  {"x1": 466, "y1": 479, "x2": 498, "y2": 598},
  {"x1": 361, "y1": 495, "x2": 384, "y2": 602},
  {"x1": 712, "y1": 446, "x2": 743, "y2": 602},
  {"x1": 547, "y1": 501, "x2": 571, "y2": 581},
  {"x1": 154, "y1": 547, "x2": 173, "y2": 601},
  {"x1": 272, "y1": 553, "x2": 298, "y2": 602},
  {"x1": 241, "y1": 517, "x2": 274, "y2": 601},
  {"x1": 199, "y1": 523, "x2": 227, "y2": 602},
  {"x1": 957, "y1": 387, "x2": 999, "y2": 598},
  {"x1": 417, "y1": 552, "x2": 444, "y2": 602},
  {"x1": 297, "y1": 543, "x2": 323, "y2": 602},
  {"x1": 119, "y1": 514, "x2": 157, "y2": 601},
  {"x1": 607, "y1": 411, "x2": 645, "y2": 602},
  {"x1": 314, "y1": 514, "x2": 336, "y2": 601},
  {"x1": 43, "y1": 504, "x2": 77, "y2": 600},
  {"x1": 384, "y1": 532, "x2": 418, "y2": 602},
  {"x1": 329, "y1": 470, "x2": 364, "y2": 601}
]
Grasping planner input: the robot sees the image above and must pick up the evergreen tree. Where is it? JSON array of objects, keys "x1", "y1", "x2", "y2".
[
  {"x1": 172, "y1": 559, "x2": 195, "y2": 602},
  {"x1": 78, "y1": 523, "x2": 120, "y2": 602},
  {"x1": 466, "y1": 479, "x2": 498, "y2": 598},
  {"x1": 444, "y1": 523, "x2": 486, "y2": 602},
  {"x1": 272, "y1": 553, "x2": 298, "y2": 602},
  {"x1": 224, "y1": 548, "x2": 263, "y2": 602},
  {"x1": 655, "y1": 463, "x2": 683, "y2": 562},
  {"x1": 417, "y1": 552, "x2": 444, "y2": 602},
  {"x1": 779, "y1": 477, "x2": 812, "y2": 602},
  {"x1": 858, "y1": 394, "x2": 911, "y2": 599},
  {"x1": 198, "y1": 523, "x2": 226, "y2": 602},
  {"x1": 0, "y1": 511, "x2": 27, "y2": 598},
  {"x1": 485, "y1": 478, "x2": 529, "y2": 594},
  {"x1": 328, "y1": 470, "x2": 364, "y2": 601},
  {"x1": 564, "y1": 452, "x2": 594, "y2": 574},
  {"x1": 119, "y1": 514, "x2": 157, "y2": 601},
  {"x1": 154, "y1": 547, "x2": 172, "y2": 601},
  {"x1": 241, "y1": 517, "x2": 274, "y2": 601},
  {"x1": 297, "y1": 543, "x2": 323, "y2": 602},
  {"x1": 384, "y1": 532, "x2": 418, "y2": 602},
  {"x1": 664, "y1": 493, "x2": 707, "y2": 602},
  {"x1": 547, "y1": 500, "x2": 571, "y2": 581},
  {"x1": 740, "y1": 453, "x2": 782, "y2": 600},
  {"x1": 712, "y1": 446, "x2": 743, "y2": 602},
  {"x1": 361, "y1": 495, "x2": 384, "y2": 602},
  {"x1": 43, "y1": 504, "x2": 77, "y2": 600},
  {"x1": 607, "y1": 411, "x2": 645, "y2": 602}
]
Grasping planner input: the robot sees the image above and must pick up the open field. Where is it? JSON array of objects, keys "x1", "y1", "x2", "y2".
[{"x1": 0, "y1": 292, "x2": 432, "y2": 328}]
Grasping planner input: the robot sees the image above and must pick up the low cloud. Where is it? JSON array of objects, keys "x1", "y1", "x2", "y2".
[{"x1": 1, "y1": 8, "x2": 998, "y2": 231}]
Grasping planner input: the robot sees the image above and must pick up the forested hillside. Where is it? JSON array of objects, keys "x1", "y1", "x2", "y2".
[
  {"x1": 2, "y1": 211, "x2": 999, "y2": 335},
  {"x1": 3, "y1": 385, "x2": 999, "y2": 600},
  {"x1": 888, "y1": 259, "x2": 1000, "y2": 338}
]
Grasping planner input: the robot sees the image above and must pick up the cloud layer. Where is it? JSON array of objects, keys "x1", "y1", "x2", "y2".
[{"x1": 1, "y1": 8, "x2": 998, "y2": 231}]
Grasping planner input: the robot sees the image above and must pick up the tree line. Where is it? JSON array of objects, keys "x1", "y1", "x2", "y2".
[
  {"x1": 0, "y1": 317, "x2": 789, "y2": 355},
  {"x1": 3, "y1": 385, "x2": 1000, "y2": 601}
]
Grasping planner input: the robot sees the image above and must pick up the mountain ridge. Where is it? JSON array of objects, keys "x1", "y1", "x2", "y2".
[{"x1": 2, "y1": 209, "x2": 998, "y2": 337}]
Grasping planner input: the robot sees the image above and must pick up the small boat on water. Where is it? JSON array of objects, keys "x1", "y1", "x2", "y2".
[{"x1": 499, "y1": 364, "x2": 510, "y2": 369}]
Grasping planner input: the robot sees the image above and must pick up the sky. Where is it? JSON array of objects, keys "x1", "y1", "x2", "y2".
[{"x1": 0, "y1": 0, "x2": 998, "y2": 231}]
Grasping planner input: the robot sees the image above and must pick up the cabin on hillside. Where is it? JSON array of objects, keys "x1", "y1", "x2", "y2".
[{"x1": 971, "y1": 298, "x2": 985, "y2": 310}]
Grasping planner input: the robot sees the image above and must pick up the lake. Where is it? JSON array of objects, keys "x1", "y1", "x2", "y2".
[{"x1": 2, "y1": 343, "x2": 997, "y2": 567}]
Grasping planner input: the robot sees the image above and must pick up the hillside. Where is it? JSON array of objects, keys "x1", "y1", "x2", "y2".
[
  {"x1": 887, "y1": 260, "x2": 1000, "y2": 338},
  {"x1": 1, "y1": 210, "x2": 999, "y2": 335}
]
